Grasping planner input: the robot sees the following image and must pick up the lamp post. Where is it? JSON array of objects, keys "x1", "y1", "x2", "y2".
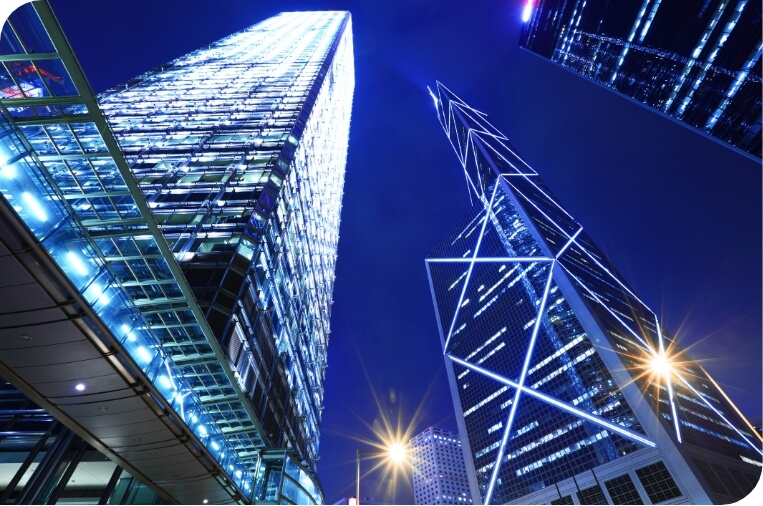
[{"x1": 354, "y1": 442, "x2": 407, "y2": 505}]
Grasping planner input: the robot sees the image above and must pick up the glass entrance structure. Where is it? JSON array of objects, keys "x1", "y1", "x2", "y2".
[
  {"x1": 425, "y1": 82, "x2": 761, "y2": 504},
  {"x1": 1, "y1": 1, "x2": 353, "y2": 503}
]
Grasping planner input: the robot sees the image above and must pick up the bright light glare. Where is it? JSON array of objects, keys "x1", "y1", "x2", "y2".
[
  {"x1": 650, "y1": 351, "x2": 673, "y2": 377},
  {"x1": 75, "y1": 383, "x2": 86, "y2": 392},
  {"x1": 66, "y1": 251, "x2": 89, "y2": 276},
  {"x1": 22, "y1": 192, "x2": 47, "y2": 221},
  {"x1": 522, "y1": 2, "x2": 534, "y2": 22},
  {"x1": 388, "y1": 442, "x2": 406, "y2": 462}
]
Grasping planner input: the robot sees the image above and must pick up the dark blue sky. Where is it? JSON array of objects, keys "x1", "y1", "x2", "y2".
[{"x1": 49, "y1": 1, "x2": 761, "y2": 503}]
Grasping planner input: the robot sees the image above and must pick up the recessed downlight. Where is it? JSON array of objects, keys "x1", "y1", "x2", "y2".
[{"x1": 75, "y1": 383, "x2": 86, "y2": 392}]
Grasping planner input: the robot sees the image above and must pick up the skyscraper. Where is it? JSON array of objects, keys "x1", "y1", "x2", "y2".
[
  {"x1": 0, "y1": 1, "x2": 353, "y2": 504},
  {"x1": 519, "y1": 0, "x2": 762, "y2": 159},
  {"x1": 410, "y1": 427, "x2": 473, "y2": 505},
  {"x1": 425, "y1": 82, "x2": 761, "y2": 504}
]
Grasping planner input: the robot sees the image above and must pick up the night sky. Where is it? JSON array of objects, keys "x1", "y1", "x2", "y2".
[{"x1": 47, "y1": 1, "x2": 761, "y2": 503}]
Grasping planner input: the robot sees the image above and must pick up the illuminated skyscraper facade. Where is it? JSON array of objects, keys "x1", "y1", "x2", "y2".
[
  {"x1": 425, "y1": 83, "x2": 761, "y2": 505},
  {"x1": 519, "y1": 0, "x2": 762, "y2": 159},
  {"x1": 410, "y1": 427, "x2": 473, "y2": 505},
  {"x1": 1, "y1": 2, "x2": 352, "y2": 504}
]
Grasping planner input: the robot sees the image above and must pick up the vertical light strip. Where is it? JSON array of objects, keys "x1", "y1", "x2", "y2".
[
  {"x1": 443, "y1": 182, "x2": 500, "y2": 352},
  {"x1": 637, "y1": 0, "x2": 663, "y2": 43},
  {"x1": 484, "y1": 263, "x2": 556, "y2": 504},
  {"x1": 704, "y1": 41, "x2": 762, "y2": 131},
  {"x1": 609, "y1": 0, "x2": 653, "y2": 83},
  {"x1": 662, "y1": 0, "x2": 730, "y2": 112},
  {"x1": 675, "y1": 0, "x2": 748, "y2": 119},
  {"x1": 655, "y1": 316, "x2": 682, "y2": 443},
  {"x1": 674, "y1": 374, "x2": 763, "y2": 455}
]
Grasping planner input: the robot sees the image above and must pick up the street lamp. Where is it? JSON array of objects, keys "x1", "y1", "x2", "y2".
[{"x1": 355, "y1": 442, "x2": 408, "y2": 504}]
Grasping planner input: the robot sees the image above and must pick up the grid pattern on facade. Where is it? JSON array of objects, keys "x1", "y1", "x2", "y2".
[
  {"x1": 577, "y1": 484, "x2": 607, "y2": 505},
  {"x1": 519, "y1": 0, "x2": 762, "y2": 159},
  {"x1": 426, "y1": 81, "x2": 763, "y2": 504},
  {"x1": 635, "y1": 462, "x2": 682, "y2": 503},
  {"x1": 550, "y1": 494, "x2": 574, "y2": 504},
  {"x1": 410, "y1": 427, "x2": 473, "y2": 505},
  {"x1": 603, "y1": 474, "x2": 642, "y2": 505},
  {"x1": 1, "y1": 5, "x2": 354, "y2": 503}
]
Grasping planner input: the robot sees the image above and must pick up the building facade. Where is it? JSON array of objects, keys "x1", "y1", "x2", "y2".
[
  {"x1": 0, "y1": 2, "x2": 353, "y2": 504},
  {"x1": 519, "y1": 0, "x2": 762, "y2": 159},
  {"x1": 425, "y1": 82, "x2": 761, "y2": 505},
  {"x1": 410, "y1": 427, "x2": 473, "y2": 505}
]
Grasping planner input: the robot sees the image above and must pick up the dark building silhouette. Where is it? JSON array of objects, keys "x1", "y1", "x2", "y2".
[{"x1": 519, "y1": 0, "x2": 762, "y2": 159}]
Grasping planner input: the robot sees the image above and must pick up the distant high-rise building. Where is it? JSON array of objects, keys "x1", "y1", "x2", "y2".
[
  {"x1": 425, "y1": 82, "x2": 762, "y2": 505},
  {"x1": 519, "y1": 0, "x2": 762, "y2": 159},
  {"x1": 0, "y1": 1, "x2": 353, "y2": 504},
  {"x1": 410, "y1": 427, "x2": 473, "y2": 505}
]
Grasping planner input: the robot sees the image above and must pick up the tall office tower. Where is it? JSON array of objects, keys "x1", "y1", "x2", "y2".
[
  {"x1": 425, "y1": 82, "x2": 762, "y2": 505},
  {"x1": 0, "y1": 1, "x2": 352, "y2": 504},
  {"x1": 410, "y1": 427, "x2": 473, "y2": 505},
  {"x1": 519, "y1": 0, "x2": 762, "y2": 159}
]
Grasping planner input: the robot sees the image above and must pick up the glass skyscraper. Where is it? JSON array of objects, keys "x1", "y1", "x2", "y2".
[
  {"x1": 425, "y1": 82, "x2": 761, "y2": 504},
  {"x1": 519, "y1": 0, "x2": 762, "y2": 159},
  {"x1": 0, "y1": 1, "x2": 353, "y2": 504}
]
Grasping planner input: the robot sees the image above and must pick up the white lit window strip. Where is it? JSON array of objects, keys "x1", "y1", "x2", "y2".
[
  {"x1": 530, "y1": 348, "x2": 596, "y2": 389},
  {"x1": 516, "y1": 430, "x2": 610, "y2": 477},
  {"x1": 452, "y1": 322, "x2": 467, "y2": 337},
  {"x1": 444, "y1": 183, "x2": 500, "y2": 351},
  {"x1": 675, "y1": 374, "x2": 763, "y2": 455},
  {"x1": 487, "y1": 421, "x2": 504, "y2": 434},
  {"x1": 475, "y1": 441, "x2": 501, "y2": 459},
  {"x1": 741, "y1": 456, "x2": 763, "y2": 467},
  {"x1": 564, "y1": 267, "x2": 651, "y2": 351},
  {"x1": 485, "y1": 267, "x2": 555, "y2": 504},
  {"x1": 448, "y1": 270, "x2": 468, "y2": 292},
  {"x1": 527, "y1": 334, "x2": 585, "y2": 375},
  {"x1": 505, "y1": 419, "x2": 584, "y2": 463},
  {"x1": 479, "y1": 265, "x2": 519, "y2": 302},
  {"x1": 464, "y1": 327, "x2": 507, "y2": 361},
  {"x1": 463, "y1": 386, "x2": 508, "y2": 417},
  {"x1": 474, "y1": 262, "x2": 540, "y2": 320},
  {"x1": 476, "y1": 342, "x2": 506, "y2": 365},
  {"x1": 523, "y1": 318, "x2": 536, "y2": 330},
  {"x1": 448, "y1": 354, "x2": 655, "y2": 448},
  {"x1": 679, "y1": 420, "x2": 749, "y2": 448}
]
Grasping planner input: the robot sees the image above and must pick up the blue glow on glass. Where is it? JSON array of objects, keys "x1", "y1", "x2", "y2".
[
  {"x1": 22, "y1": 192, "x2": 47, "y2": 221},
  {"x1": 66, "y1": 251, "x2": 89, "y2": 276},
  {"x1": 135, "y1": 345, "x2": 154, "y2": 365}
]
